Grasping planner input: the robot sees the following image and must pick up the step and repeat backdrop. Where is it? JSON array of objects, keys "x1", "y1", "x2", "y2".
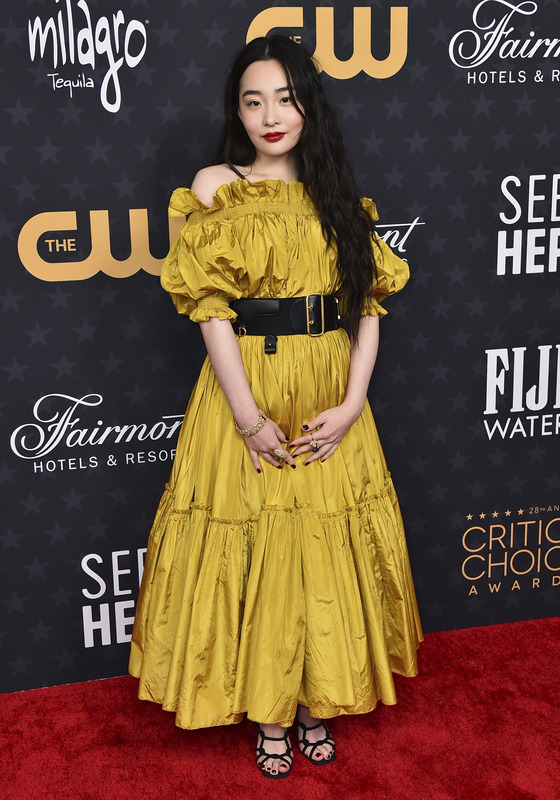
[{"x1": 1, "y1": 0, "x2": 559, "y2": 693}]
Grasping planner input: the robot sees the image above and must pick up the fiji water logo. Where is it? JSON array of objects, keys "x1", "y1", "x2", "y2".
[
  {"x1": 28, "y1": 0, "x2": 148, "y2": 113},
  {"x1": 449, "y1": 0, "x2": 560, "y2": 69}
]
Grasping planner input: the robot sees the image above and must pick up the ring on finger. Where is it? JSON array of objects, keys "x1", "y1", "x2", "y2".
[
  {"x1": 309, "y1": 435, "x2": 319, "y2": 453},
  {"x1": 273, "y1": 447, "x2": 289, "y2": 461}
]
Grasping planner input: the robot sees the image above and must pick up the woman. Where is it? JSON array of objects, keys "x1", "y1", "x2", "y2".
[{"x1": 130, "y1": 35, "x2": 422, "y2": 779}]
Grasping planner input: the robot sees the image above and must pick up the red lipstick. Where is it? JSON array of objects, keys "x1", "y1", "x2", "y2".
[{"x1": 263, "y1": 133, "x2": 285, "y2": 142}]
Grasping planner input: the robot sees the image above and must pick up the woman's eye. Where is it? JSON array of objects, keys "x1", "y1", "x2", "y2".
[{"x1": 280, "y1": 96, "x2": 291, "y2": 104}]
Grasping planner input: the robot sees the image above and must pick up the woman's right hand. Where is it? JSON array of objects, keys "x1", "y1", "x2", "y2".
[
  {"x1": 198, "y1": 318, "x2": 296, "y2": 472},
  {"x1": 243, "y1": 417, "x2": 297, "y2": 472}
]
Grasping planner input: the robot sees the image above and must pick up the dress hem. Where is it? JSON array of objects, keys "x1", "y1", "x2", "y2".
[{"x1": 129, "y1": 662, "x2": 421, "y2": 730}]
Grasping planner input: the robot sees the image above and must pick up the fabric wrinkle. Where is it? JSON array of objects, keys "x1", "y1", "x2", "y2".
[{"x1": 129, "y1": 178, "x2": 422, "y2": 730}]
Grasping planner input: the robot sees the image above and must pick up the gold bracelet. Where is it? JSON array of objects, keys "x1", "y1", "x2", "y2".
[{"x1": 234, "y1": 409, "x2": 266, "y2": 436}]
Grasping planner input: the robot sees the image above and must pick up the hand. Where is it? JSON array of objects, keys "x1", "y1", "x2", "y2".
[
  {"x1": 289, "y1": 403, "x2": 362, "y2": 464},
  {"x1": 243, "y1": 417, "x2": 297, "y2": 472}
]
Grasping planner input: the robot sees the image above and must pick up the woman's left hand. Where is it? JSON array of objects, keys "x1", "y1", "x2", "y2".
[{"x1": 289, "y1": 402, "x2": 363, "y2": 464}]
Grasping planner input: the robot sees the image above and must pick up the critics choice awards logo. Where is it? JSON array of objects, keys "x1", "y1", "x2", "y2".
[
  {"x1": 449, "y1": 0, "x2": 560, "y2": 85},
  {"x1": 461, "y1": 507, "x2": 560, "y2": 596},
  {"x1": 27, "y1": 0, "x2": 148, "y2": 112}
]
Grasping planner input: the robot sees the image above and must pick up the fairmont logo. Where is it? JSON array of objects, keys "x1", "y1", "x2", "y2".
[
  {"x1": 10, "y1": 393, "x2": 183, "y2": 460},
  {"x1": 27, "y1": 0, "x2": 148, "y2": 113},
  {"x1": 448, "y1": 0, "x2": 560, "y2": 70}
]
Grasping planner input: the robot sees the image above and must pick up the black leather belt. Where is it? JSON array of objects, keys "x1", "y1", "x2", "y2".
[{"x1": 231, "y1": 295, "x2": 340, "y2": 354}]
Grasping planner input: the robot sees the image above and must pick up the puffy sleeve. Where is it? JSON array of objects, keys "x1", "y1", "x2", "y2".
[
  {"x1": 361, "y1": 197, "x2": 410, "y2": 318},
  {"x1": 160, "y1": 188, "x2": 244, "y2": 322}
]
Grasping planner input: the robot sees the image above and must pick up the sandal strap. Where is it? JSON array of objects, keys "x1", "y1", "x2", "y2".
[
  {"x1": 257, "y1": 725, "x2": 291, "y2": 743},
  {"x1": 297, "y1": 719, "x2": 325, "y2": 733},
  {"x1": 257, "y1": 751, "x2": 293, "y2": 765},
  {"x1": 256, "y1": 726, "x2": 293, "y2": 767},
  {"x1": 296, "y1": 718, "x2": 335, "y2": 761},
  {"x1": 300, "y1": 739, "x2": 334, "y2": 758}
]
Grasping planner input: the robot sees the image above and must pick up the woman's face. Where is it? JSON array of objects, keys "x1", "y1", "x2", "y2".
[{"x1": 238, "y1": 59, "x2": 304, "y2": 160}]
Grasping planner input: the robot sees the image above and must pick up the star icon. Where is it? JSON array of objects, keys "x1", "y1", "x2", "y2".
[
  {"x1": 6, "y1": 99, "x2": 33, "y2": 126},
  {"x1": 3, "y1": 357, "x2": 30, "y2": 383},
  {"x1": 383, "y1": 94, "x2": 407, "y2": 119},
  {"x1": 25, "y1": 321, "x2": 50, "y2": 346},
  {"x1": 339, "y1": 95, "x2": 363, "y2": 120},
  {"x1": 181, "y1": 59, "x2": 206, "y2": 86},
  {"x1": 152, "y1": 20, "x2": 180, "y2": 47},
  {"x1": 202, "y1": 20, "x2": 228, "y2": 47},
  {"x1": 35, "y1": 137, "x2": 63, "y2": 164},
  {"x1": 157, "y1": 98, "x2": 183, "y2": 124},
  {"x1": 84, "y1": 137, "x2": 113, "y2": 163},
  {"x1": 361, "y1": 129, "x2": 384, "y2": 156},
  {"x1": 427, "y1": 93, "x2": 451, "y2": 118}
]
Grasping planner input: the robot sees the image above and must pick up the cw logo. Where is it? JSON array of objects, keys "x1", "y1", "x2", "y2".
[
  {"x1": 17, "y1": 210, "x2": 183, "y2": 282},
  {"x1": 247, "y1": 6, "x2": 408, "y2": 79}
]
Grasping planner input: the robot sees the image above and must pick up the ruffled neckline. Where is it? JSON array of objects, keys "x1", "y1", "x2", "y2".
[
  {"x1": 168, "y1": 178, "x2": 378, "y2": 222},
  {"x1": 168, "y1": 178, "x2": 311, "y2": 217}
]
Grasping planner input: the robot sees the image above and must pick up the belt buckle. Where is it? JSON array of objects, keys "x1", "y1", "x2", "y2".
[{"x1": 306, "y1": 294, "x2": 324, "y2": 336}]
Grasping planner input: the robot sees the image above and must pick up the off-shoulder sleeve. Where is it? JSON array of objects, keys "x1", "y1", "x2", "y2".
[
  {"x1": 160, "y1": 188, "x2": 244, "y2": 322},
  {"x1": 361, "y1": 197, "x2": 410, "y2": 318}
]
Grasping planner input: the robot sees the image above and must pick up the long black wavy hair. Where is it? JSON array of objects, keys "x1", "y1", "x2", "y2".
[{"x1": 215, "y1": 35, "x2": 378, "y2": 342}]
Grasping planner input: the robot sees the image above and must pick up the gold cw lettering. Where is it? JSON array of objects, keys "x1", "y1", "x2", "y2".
[
  {"x1": 246, "y1": 6, "x2": 408, "y2": 79},
  {"x1": 17, "y1": 209, "x2": 183, "y2": 282}
]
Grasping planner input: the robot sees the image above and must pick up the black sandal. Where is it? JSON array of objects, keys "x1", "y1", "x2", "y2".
[
  {"x1": 296, "y1": 718, "x2": 336, "y2": 765},
  {"x1": 256, "y1": 724, "x2": 293, "y2": 779}
]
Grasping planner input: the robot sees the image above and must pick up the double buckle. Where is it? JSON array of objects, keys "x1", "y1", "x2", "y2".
[{"x1": 306, "y1": 294, "x2": 325, "y2": 336}]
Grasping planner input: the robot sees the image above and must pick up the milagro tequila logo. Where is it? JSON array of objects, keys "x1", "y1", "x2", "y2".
[
  {"x1": 28, "y1": 0, "x2": 148, "y2": 113},
  {"x1": 448, "y1": 0, "x2": 560, "y2": 85}
]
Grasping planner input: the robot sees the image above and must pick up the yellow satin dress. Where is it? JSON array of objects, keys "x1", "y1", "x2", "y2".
[{"x1": 129, "y1": 179, "x2": 423, "y2": 730}]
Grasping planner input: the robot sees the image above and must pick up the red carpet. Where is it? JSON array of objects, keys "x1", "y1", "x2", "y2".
[{"x1": 2, "y1": 618, "x2": 559, "y2": 800}]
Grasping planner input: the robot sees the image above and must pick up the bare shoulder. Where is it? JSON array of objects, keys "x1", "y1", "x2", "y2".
[{"x1": 191, "y1": 164, "x2": 245, "y2": 207}]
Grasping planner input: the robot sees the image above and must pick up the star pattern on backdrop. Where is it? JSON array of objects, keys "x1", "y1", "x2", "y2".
[{"x1": 1, "y1": 0, "x2": 559, "y2": 694}]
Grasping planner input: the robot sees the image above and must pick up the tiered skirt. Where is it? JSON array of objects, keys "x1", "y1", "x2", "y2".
[{"x1": 129, "y1": 329, "x2": 422, "y2": 729}]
